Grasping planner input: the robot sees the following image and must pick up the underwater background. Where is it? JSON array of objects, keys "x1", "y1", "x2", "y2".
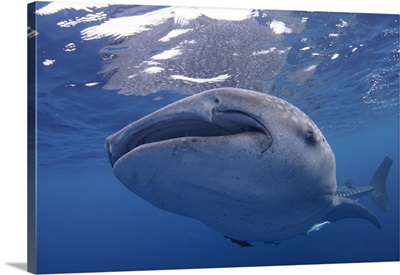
[{"x1": 27, "y1": 2, "x2": 399, "y2": 274}]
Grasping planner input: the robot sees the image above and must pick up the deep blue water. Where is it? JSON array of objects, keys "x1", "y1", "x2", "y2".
[{"x1": 29, "y1": 2, "x2": 399, "y2": 274}]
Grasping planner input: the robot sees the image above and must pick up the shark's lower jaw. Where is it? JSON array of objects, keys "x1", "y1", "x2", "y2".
[{"x1": 106, "y1": 110, "x2": 271, "y2": 167}]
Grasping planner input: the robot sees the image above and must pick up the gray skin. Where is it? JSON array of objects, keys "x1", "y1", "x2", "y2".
[{"x1": 105, "y1": 88, "x2": 380, "y2": 244}]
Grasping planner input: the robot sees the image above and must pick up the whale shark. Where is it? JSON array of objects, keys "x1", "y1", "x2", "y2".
[{"x1": 105, "y1": 87, "x2": 382, "y2": 245}]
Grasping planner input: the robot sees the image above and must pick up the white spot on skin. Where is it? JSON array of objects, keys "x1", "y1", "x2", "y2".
[
  {"x1": 290, "y1": 116, "x2": 299, "y2": 124},
  {"x1": 276, "y1": 104, "x2": 285, "y2": 111}
]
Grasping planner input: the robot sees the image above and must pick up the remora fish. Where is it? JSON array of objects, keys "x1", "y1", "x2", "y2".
[{"x1": 105, "y1": 88, "x2": 384, "y2": 245}]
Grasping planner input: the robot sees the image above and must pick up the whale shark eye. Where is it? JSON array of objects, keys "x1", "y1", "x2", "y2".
[{"x1": 306, "y1": 130, "x2": 315, "y2": 144}]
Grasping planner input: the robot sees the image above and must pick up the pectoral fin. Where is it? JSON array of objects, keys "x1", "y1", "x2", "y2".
[{"x1": 322, "y1": 197, "x2": 380, "y2": 229}]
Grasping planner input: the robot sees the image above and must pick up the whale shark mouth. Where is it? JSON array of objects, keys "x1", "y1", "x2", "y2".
[{"x1": 106, "y1": 109, "x2": 272, "y2": 167}]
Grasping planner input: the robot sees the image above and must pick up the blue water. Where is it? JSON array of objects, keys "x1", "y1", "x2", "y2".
[{"x1": 29, "y1": 2, "x2": 399, "y2": 274}]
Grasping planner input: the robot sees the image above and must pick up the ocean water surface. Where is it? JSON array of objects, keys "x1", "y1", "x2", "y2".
[{"x1": 28, "y1": 2, "x2": 399, "y2": 274}]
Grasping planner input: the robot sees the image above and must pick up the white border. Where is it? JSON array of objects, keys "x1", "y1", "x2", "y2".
[{"x1": 1, "y1": 1, "x2": 398, "y2": 275}]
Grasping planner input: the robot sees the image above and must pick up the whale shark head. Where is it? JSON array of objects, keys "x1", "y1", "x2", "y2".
[{"x1": 105, "y1": 88, "x2": 379, "y2": 242}]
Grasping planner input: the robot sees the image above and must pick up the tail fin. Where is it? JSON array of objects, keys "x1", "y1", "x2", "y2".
[{"x1": 368, "y1": 156, "x2": 393, "y2": 212}]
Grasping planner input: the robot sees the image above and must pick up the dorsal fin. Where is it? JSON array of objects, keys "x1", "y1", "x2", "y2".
[{"x1": 344, "y1": 179, "x2": 355, "y2": 189}]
